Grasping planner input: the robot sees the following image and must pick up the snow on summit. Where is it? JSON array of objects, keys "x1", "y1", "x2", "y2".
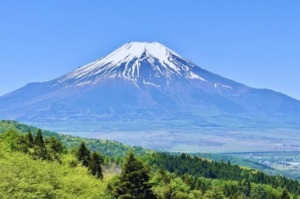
[
  {"x1": 99, "y1": 42, "x2": 185, "y2": 65},
  {"x1": 52, "y1": 42, "x2": 235, "y2": 89}
]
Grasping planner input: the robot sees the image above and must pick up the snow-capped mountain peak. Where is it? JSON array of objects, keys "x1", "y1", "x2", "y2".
[
  {"x1": 100, "y1": 42, "x2": 185, "y2": 65},
  {"x1": 52, "y1": 41, "x2": 206, "y2": 88}
]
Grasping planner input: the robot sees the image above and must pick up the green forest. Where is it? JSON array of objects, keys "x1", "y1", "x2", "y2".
[{"x1": 0, "y1": 120, "x2": 299, "y2": 199}]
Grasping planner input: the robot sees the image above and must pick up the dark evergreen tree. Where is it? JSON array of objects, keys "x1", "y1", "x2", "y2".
[
  {"x1": 34, "y1": 129, "x2": 44, "y2": 147},
  {"x1": 114, "y1": 151, "x2": 157, "y2": 199},
  {"x1": 27, "y1": 131, "x2": 34, "y2": 147},
  {"x1": 77, "y1": 142, "x2": 91, "y2": 167},
  {"x1": 88, "y1": 151, "x2": 103, "y2": 179},
  {"x1": 17, "y1": 135, "x2": 29, "y2": 153},
  {"x1": 281, "y1": 189, "x2": 290, "y2": 199},
  {"x1": 45, "y1": 137, "x2": 64, "y2": 154},
  {"x1": 244, "y1": 181, "x2": 251, "y2": 197},
  {"x1": 33, "y1": 129, "x2": 48, "y2": 160},
  {"x1": 45, "y1": 136, "x2": 64, "y2": 162}
]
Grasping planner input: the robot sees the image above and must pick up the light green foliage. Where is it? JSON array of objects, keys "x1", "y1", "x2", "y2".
[
  {"x1": 203, "y1": 187, "x2": 225, "y2": 199},
  {"x1": 152, "y1": 173, "x2": 191, "y2": 199},
  {"x1": 0, "y1": 143, "x2": 107, "y2": 198},
  {"x1": 0, "y1": 121, "x2": 299, "y2": 199}
]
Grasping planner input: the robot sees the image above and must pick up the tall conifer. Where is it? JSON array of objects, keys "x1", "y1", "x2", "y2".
[
  {"x1": 114, "y1": 151, "x2": 157, "y2": 199},
  {"x1": 77, "y1": 142, "x2": 91, "y2": 167},
  {"x1": 33, "y1": 129, "x2": 48, "y2": 159},
  {"x1": 27, "y1": 131, "x2": 34, "y2": 147},
  {"x1": 89, "y1": 151, "x2": 103, "y2": 179}
]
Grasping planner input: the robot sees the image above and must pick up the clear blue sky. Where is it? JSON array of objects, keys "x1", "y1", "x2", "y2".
[{"x1": 1, "y1": 1, "x2": 299, "y2": 99}]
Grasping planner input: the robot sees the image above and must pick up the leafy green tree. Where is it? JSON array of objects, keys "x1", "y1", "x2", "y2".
[
  {"x1": 114, "y1": 151, "x2": 157, "y2": 199},
  {"x1": 1, "y1": 129, "x2": 22, "y2": 150},
  {"x1": 172, "y1": 191, "x2": 191, "y2": 199},
  {"x1": 77, "y1": 142, "x2": 91, "y2": 167},
  {"x1": 203, "y1": 187, "x2": 225, "y2": 199},
  {"x1": 88, "y1": 151, "x2": 103, "y2": 179},
  {"x1": 250, "y1": 186, "x2": 267, "y2": 199}
]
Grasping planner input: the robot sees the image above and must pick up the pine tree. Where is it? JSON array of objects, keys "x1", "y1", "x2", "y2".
[
  {"x1": 27, "y1": 131, "x2": 34, "y2": 147},
  {"x1": 34, "y1": 129, "x2": 44, "y2": 147},
  {"x1": 33, "y1": 129, "x2": 48, "y2": 159},
  {"x1": 77, "y1": 142, "x2": 91, "y2": 167},
  {"x1": 281, "y1": 189, "x2": 290, "y2": 199},
  {"x1": 45, "y1": 137, "x2": 64, "y2": 154},
  {"x1": 244, "y1": 181, "x2": 251, "y2": 197},
  {"x1": 45, "y1": 136, "x2": 64, "y2": 162},
  {"x1": 17, "y1": 135, "x2": 29, "y2": 153},
  {"x1": 88, "y1": 151, "x2": 103, "y2": 179},
  {"x1": 114, "y1": 151, "x2": 157, "y2": 199}
]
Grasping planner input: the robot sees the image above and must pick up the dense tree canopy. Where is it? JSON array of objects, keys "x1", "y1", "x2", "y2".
[{"x1": 0, "y1": 121, "x2": 299, "y2": 199}]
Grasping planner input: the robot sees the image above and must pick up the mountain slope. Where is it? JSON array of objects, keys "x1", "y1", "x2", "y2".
[{"x1": 0, "y1": 42, "x2": 300, "y2": 131}]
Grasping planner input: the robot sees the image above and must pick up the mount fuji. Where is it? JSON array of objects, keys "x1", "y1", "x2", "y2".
[{"x1": 1, "y1": 42, "x2": 300, "y2": 132}]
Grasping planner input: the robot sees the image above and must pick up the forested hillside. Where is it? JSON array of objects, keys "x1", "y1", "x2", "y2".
[
  {"x1": 0, "y1": 120, "x2": 299, "y2": 198},
  {"x1": 0, "y1": 120, "x2": 149, "y2": 157}
]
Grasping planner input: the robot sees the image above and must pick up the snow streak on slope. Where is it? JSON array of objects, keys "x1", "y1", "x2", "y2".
[{"x1": 52, "y1": 42, "x2": 207, "y2": 88}]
